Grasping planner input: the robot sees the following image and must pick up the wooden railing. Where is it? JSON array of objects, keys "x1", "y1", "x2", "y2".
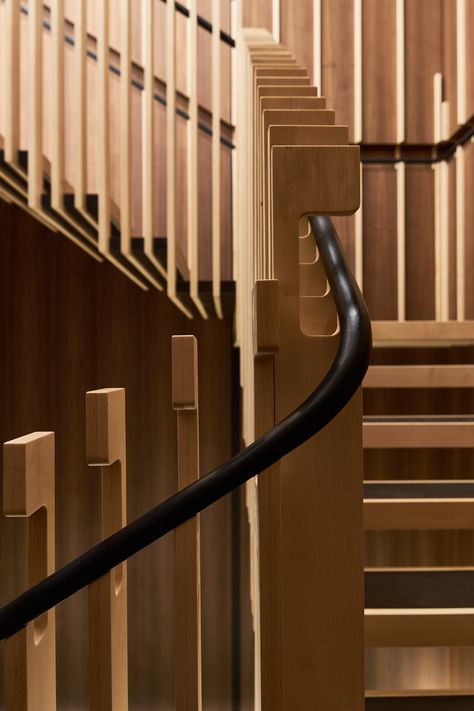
[{"x1": 0, "y1": 0, "x2": 234, "y2": 317}]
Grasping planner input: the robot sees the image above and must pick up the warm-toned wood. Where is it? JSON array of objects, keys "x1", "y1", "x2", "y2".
[
  {"x1": 98, "y1": 0, "x2": 110, "y2": 254},
  {"x1": 372, "y1": 320, "x2": 474, "y2": 346},
  {"x1": 365, "y1": 608, "x2": 474, "y2": 647},
  {"x1": 353, "y1": 0, "x2": 362, "y2": 143},
  {"x1": 396, "y1": 162, "x2": 406, "y2": 320},
  {"x1": 363, "y1": 418, "x2": 474, "y2": 449},
  {"x1": 86, "y1": 388, "x2": 128, "y2": 711},
  {"x1": 211, "y1": 0, "x2": 222, "y2": 318},
  {"x1": 3, "y1": 432, "x2": 56, "y2": 710},
  {"x1": 4, "y1": 0, "x2": 20, "y2": 164},
  {"x1": 51, "y1": 0, "x2": 64, "y2": 212},
  {"x1": 172, "y1": 335, "x2": 202, "y2": 711},
  {"x1": 364, "y1": 499, "x2": 474, "y2": 530},
  {"x1": 396, "y1": 0, "x2": 405, "y2": 143},
  {"x1": 28, "y1": 0, "x2": 43, "y2": 209},
  {"x1": 364, "y1": 365, "x2": 474, "y2": 389},
  {"x1": 75, "y1": 0, "x2": 87, "y2": 211},
  {"x1": 253, "y1": 280, "x2": 279, "y2": 355},
  {"x1": 456, "y1": 146, "x2": 465, "y2": 320}
]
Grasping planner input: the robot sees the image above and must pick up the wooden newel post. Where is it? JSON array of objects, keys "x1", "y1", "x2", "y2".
[
  {"x1": 86, "y1": 388, "x2": 128, "y2": 711},
  {"x1": 3, "y1": 432, "x2": 57, "y2": 711},
  {"x1": 172, "y1": 335, "x2": 202, "y2": 711}
]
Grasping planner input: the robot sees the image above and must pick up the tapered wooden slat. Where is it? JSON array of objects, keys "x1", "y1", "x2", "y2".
[
  {"x1": 365, "y1": 608, "x2": 474, "y2": 647},
  {"x1": 364, "y1": 365, "x2": 474, "y2": 388},
  {"x1": 363, "y1": 416, "x2": 474, "y2": 448},
  {"x1": 172, "y1": 336, "x2": 202, "y2": 711},
  {"x1": 4, "y1": 0, "x2": 20, "y2": 165},
  {"x1": 3, "y1": 432, "x2": 56, "y2": 711},
  {"x1": 86, "y1": 388, "x2": 128, "y2": 711}
]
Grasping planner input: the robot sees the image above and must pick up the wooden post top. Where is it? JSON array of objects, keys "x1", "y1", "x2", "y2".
[
  {"x1": 3, "y1": 431, "x2": 55, "y2": 517},
  {"x1": 86, "y1": 388, "x2": 126, "y2": 466}
]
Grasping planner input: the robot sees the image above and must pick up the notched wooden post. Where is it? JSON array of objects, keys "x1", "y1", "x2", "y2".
[
  {"x1": 3, "y1": 431, "x2": 56, "y2": 711},
  {"x1": 172, "y1": 335, "x2": 202, "y2": 711},
  {"x1": 86, "y1": 388, "x2": 128, "y2": 711}
]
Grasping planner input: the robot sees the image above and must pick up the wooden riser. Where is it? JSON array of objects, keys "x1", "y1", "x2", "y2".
[
  {"x1": 364, "y1": 365, "x2": 474, "y2": 389},
  {"x1": 363, "y1": 417, "x2": 474, "y2": 449},
  {"x1": 372, "y1": 321, "x2": 474, "y2": 347},
  {"x1": 364, "y1": 499, "x2": 474, "y2": 530},
  {"x1": 365, "y1": 608, "x2": 474, "y2": 647},
  {"x1": 365, "y1": 568, "x2": 474, "y2": 608}
]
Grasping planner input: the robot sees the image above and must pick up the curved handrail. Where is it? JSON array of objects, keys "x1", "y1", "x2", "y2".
[{"x1": 0, "y1": 216, "x2": 371, "y2": 640}]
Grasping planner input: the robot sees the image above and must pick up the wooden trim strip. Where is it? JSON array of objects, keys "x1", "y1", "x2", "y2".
[
  {"x1": 75, "y1": 0, "x2": 87, "y2": 211},
  {"x1": 396, "y1": 0, "x2": 405, "y2": 144},
  {"x1": 28, "y1": 0, "x2": 43, "y2": 209},
  {"x1": 364, "y1": 364, "x2": 474, "y2": 388},
  {"x1": 396, "y1": 161, "x2": 405, "y2": 320},
  {"x1": 313, "y1": 0, "x2": 322, "y2": 91},
  {"x1": 433, "y1": 72, "x2": 443, "y2": 144},
  {"x1": 355, "y1": 163, "x2": 363, "y2": 288},
  {"x1": 120, "y1": 0, "x2": 132, "y2": 255},
  {"x1": 4, "y1": 0, "x2": 20, "y2": 164},
  {"x1": 97, "y1": 0, "x2": 110, "y2": 254},
  {"x1": 456, "y1": 145, "x2": 465, "y2": 320},
  {"x1": 212, "y1": 0, "x2": 223, "y2": 318},
  {"x1": 457, "y1": 0, "x2": 467, "y2": 125},
  {"x1": 51, "y1": 0, "x2": 64, "y2": 211},
  {"x1": 353, "y1": 0, "x2": 362, "y2": 143}
]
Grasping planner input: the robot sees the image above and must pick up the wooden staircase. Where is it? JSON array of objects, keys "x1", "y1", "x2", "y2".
[{"x1": 363, "y1": 363, "x2": 474, "y2": 705}]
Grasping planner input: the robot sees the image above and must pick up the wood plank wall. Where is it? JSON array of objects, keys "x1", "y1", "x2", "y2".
[
  {"x1": 0, "y1": 200, "x2": 244, "y2": 709},
  {"x1": 242, "y1": 0, "x2": 474, "y2": 323}
]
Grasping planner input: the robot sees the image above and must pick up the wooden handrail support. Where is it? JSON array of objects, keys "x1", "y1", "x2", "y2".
[
  {"x1": 86, "y1": 388, "x2": 128, "y2": 711},
  {"x1": 3, "y1": 432, "x2": 56, "y2": 710},
  {"x1": 172, "y1": 335, "x2": 202, "y2": 710}
]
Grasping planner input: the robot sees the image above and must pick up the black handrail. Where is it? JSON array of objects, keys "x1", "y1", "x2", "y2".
[{"x1": 0, "y1": 216, "x2": 371, "y2": 640}]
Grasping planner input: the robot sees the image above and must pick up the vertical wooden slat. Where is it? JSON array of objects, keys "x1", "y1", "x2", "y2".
[
  {"x1": 212, "y1": 0, "x2": 223, "y2": 317},
  {"x1": 457, "y1": 0, "x2": 467, "y2": 125},
  {"x1": 396, "y1": 160, "x2": 406, "y2": 320},
  {"x1": 456, "y1": 145, "x2": 465, "y2": 320},
  {"x1": 188, "y1": 0, "x2": 207, "y2": 317},
  {"x1": 4, "y1": 0, "x2": 20, "y2": 164},
  {"x1": 355, "y1": 163, "x2": 363, "y2": 288},
  {"x1": 86, "y1": 388, "x2": 128, "y2": 711},
  {"x1": 120, "y1": 0, "x2": 132, "y2": 257},
  {"x1": 273, "y1": 0, "x2": 281, "y2": 42},
  {"x1": 353, "y1": 0, "x2": 363, "y2": 143},
  {"x1": 28, "y1": 0, "x2": 43, "y2": 209},
  {"x1": 98, "y1": 0, "x2": 110, "y2": 253},
  {"x1": 313, "y1": 0, "x2": 322, "y2": 92},
  {"x1": 3, "y1": 432, "x2": 56, "y2": 711},
  {"x1": 396, "y1": 0, "x2": 405, "y2": 144},
  {"x1": 76, "y1": 0, "x2": 87, "y2": 211},
  {"x1": 433, "y1": 72, "x2": 443, "y2": 143},
  {"x1": 51, "y1": 0, "x2": 64, "y2": 211},
  {"x1": 172, "y1": 336, "x2": 202, "y2": 711},
  {"x1": 167, "y1": 1, "x2": 177, "y2": 302},
  {"x1": 435, "y1": 158, "x2": 450, "y2": 321}
]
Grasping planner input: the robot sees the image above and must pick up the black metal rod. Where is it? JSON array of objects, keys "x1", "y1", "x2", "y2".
[{"x1": 0, "y1": 216, "x2": 371, "y2": 640}]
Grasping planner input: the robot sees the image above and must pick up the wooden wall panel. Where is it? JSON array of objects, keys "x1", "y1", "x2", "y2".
[
  {"x1": 242, "y1": 0, "x2": 272, "y2": 34},
  {"x1": 405, "y1": 0, "x2": 442, "y2": 144},
  {"x1": 321, "y1": 0, "x2": 355, "y2": 140},
  {"x1": 362, "y1": 0, "x2": 397, "y2": 144},
  {"x1": 280, "y1": 0, "x2": 313, "y2": 83},
  {"x1": 0, "y1": 201, "x2": 238, "y2": 709},
  {"x1": 405, "y1": 165, "x2": 436, "y2": 320},
  {"x1": 362, "y1": 165, "x2": 398, "y2": 320}
]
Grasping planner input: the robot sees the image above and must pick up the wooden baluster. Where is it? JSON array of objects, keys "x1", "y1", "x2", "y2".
[
  {"x1": 86, "y1": 388, "x2": 128, "y2": 711},
  {"x1": 3, "y1": 432, "x2": 56, "y2": 711},
  {"x1": 172, "y1": 336, "x2": 202, "y2": 711}
]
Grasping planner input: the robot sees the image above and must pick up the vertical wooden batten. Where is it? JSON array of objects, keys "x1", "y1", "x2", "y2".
[
  {"x1": 86, "y1": 388, "x2": 128, "y2": 711},
  {"x1": 172, "y1": 336, "x2": 202, "y2": 711},
  {"x1": 212, "y1": 0, "x2": 223, "y2": 318},
  {"x1": 457, "y1": 0, "x2": 467, "y2": 125},
  {"x1": 355, "y1": 162, "x2": 363, "y2": 289},
  {"x1": 353, "y1": 0, "x2": 363, "y2": 143},
  {"x1": 396, "y1": 160, "x2": 406, "y2": 320},
  {"x1": 4, "y1": 0, "x2": 20, "y2": 165},
  {"x1": 28, "y1": 0, "x2": 43, "y2": 209},
  {"x1": 98, "y1": 0, "x2": 110, "y2": 255},
  {"x1": 3, "y1": 432, "x2": 57, "y2": 711},
  {"x1": 75, "y1": 0, "x2": 87, "y2": 213},
  {"x1": 396, "y1": 0, "x2": 405, "y2": 144},
  {"x1": 51, "y1": 0, "x2": 64, "y2": 212},
  {"x1": 456, "y1": 145, "x2": 465, "y2": 320},
  {"x1": 313, "y1": 0, "x2": 322, "y2": 92}
]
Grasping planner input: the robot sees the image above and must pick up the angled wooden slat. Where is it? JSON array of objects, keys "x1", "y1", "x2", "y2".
[
  {"x1": 172, "y1": 336, "x2": 202, "y2": 710},
  {"x1": 86, "y1": 388, "x2": 128, "y2": 711},
  {"x1": 3, "y1": 432, "x2": 56, "y2": 711}
]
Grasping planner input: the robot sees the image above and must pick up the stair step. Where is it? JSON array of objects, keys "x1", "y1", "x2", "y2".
[
  {"x1": 365, "y1": 691, "x2": 474, "y2": 710},
  {"x1": 365, "y1": 568, "x2": 474, "y2": 608},
  {"x1": 372, "y1": 320, "x2": 474, "y2": 347},
  {"x1": 364, "y1": 365, "x2": 474, "y2": 389},
  {"x1": 365, "y1": 608, "x2": 474, "y2": 647},
  {"x1": 363, "y1": 416, "x2": 474, "y2": 449}
]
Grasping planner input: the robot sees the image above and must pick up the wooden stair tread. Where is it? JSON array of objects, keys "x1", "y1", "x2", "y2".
[
  {"x1": 364, "y1": 365, "x2": 474, "y2": 389},
  {"x1": 372, "y1": 321, "x2": 474, "y2": 347},
  {"x1": 365, "y1": 691, "x2": 474, "y2": 710},
  {"x1": 364, "y1": 480, "x2": 474, "y2": 498},
  {"x1": 363, "y1": 417, "x2": 474, "y2": 449},
  {"x1": 365, "y1": 608, "x2": 474, "y2": 646}
]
